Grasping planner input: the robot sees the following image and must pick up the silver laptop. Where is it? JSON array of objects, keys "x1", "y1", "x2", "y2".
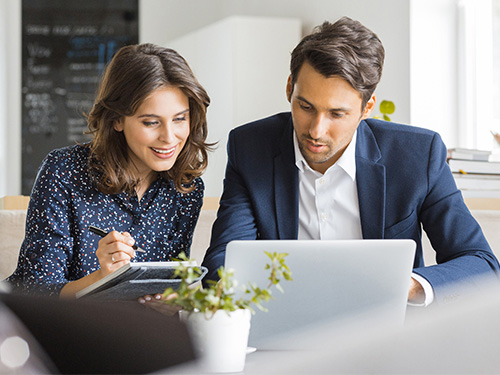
[{"x1": 225, "y1": 239, "x2": 416, "y2": 349}]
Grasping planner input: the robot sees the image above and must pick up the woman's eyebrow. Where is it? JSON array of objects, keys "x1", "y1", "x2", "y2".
[
  {"x1": 174, "y1": 109, "x2": 190, "y2": 116},
  {"x1": 137, "y1": 108, "x2": 189, "y2": 118}
]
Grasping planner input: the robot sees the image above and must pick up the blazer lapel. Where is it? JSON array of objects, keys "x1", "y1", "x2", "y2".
[
  {"x1": 274, "y1": 120, "x2": 299, "y2": 239},
  {"x1": 355, "y1": 121, "x2": 386, "y2": 239}
]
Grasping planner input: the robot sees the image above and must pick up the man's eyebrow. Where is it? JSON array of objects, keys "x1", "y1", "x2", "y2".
[
  {"x1": 297, "y1": 96, "x2": 314, "y2": 107},
  {"x1": 329, "y1": 107, "x2": 350, "y2": 113},
  {"x1": 297, "y1": 96, "x2": 350, "y2": 112}
]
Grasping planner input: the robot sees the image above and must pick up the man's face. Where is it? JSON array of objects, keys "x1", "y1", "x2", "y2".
[{"x1": 287, "y1": 62, "x2": 375, "y2": 174}]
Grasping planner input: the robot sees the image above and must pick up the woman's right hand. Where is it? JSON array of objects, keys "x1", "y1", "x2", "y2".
[
  {"x1": 60, "y1": 231, "x2": 137, "y2": 299},
  {"x1": 95, "y1": 231, "x2": 137, "y2": 276}
]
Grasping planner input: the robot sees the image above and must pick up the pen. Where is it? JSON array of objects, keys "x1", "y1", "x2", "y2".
[{"x1": 88, "y1": 225, "x2": 146, "y2": 253}]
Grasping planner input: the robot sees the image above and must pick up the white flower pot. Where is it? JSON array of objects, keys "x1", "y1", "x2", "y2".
[{"x1": 179, "y1": 309, "x2": 252, "y2": 373}]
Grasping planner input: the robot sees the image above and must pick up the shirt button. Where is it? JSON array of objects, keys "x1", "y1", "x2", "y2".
[
  {"x1": 319, "y1": 178, "x2": 325, "y2": 185},
  {"x1": 321, "y1": 213, "x2": 328, "y2": 221},
  {"x1": 133, "y1": 217, "x2": 141, "y2": 225}
]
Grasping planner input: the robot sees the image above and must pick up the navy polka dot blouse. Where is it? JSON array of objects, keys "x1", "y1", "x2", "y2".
[{"x1": 9, "y1": 144, "x2": 204, "y2": 296}]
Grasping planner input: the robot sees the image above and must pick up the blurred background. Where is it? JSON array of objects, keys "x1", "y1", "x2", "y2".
[{"x1": 1, "y1": 0, "x2": 499, "y2": 198}]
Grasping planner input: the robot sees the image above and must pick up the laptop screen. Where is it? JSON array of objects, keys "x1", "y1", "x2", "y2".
[{"x1": 225, "y1": 239, "x2": 416, "y2": 349}]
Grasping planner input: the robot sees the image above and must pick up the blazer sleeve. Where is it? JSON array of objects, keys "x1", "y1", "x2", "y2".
[
  {"x1": 414, "y1": 133, "x2": 500, "y2": 303},
  {"x1": 201, "y1": 130, "x2": 260, "y2": 282}
]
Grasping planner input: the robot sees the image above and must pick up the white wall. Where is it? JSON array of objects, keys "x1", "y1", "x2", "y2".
[
  {"x1": 0, "y1": 2, "x2": 6, "y2": 195},
  {"x1": 0, "y1": 1, "x2": 21, "y2": 197},
  {"x1": 138, "y1": 0, "x2": 412, "y2": 198},
  {"x1": 166, "y1": 16, "x2": 302, "y2": 197},
  {"x1": 140, "y1": 0, "x2": 411, "y2": 126},
  {"x1": 1, "y1": 0, "x2": 414, "y2": 196}
]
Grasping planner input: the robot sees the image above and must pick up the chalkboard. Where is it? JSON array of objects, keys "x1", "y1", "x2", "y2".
[{"x1": 21, "y1": 0, "x2": 139, "y2": 195}]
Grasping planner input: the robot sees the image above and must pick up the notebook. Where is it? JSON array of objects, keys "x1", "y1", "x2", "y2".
[
  {"x1": 75, "y1": 261, "x2": 207, "y2": 301},
  {"x1": 225, "y1": 239, "x2": 416, "y2": 349}
]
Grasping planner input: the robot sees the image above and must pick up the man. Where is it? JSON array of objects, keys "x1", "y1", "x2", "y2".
[{"x1": 202, "y1": 17, "x2": 500, "y2": 305}]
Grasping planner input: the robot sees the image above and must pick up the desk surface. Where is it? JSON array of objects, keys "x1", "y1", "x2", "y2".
[
  {"x1": 160, "y1": 350, "x2": 309, "y2": 374},
  {"x1": 161, "y1": 292, "x2": 500, "y2": 374}
]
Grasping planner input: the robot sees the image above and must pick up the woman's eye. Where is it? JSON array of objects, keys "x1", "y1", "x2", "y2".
[
  {"x1": 143, "y1": 121, "x2": 159, "y2": 126},
  {"x1": 173, "y1": 116, "x2": 187, "y2": 122}
]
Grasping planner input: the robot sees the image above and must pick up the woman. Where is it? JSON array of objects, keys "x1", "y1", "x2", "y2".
[{"x1": 9, "y1": 44, "x2": 211, "y2": 298}]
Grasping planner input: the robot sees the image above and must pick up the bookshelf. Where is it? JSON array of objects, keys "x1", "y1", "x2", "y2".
[{"x1": 448, "y1": 148, "x2": 500, "y2": 205}]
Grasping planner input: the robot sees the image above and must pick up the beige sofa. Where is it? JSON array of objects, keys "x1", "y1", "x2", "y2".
[{"x1": 1, "y1": 195, "x2": 500, "y2": 281}]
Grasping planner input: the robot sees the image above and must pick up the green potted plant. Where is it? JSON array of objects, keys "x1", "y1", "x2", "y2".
[{"x1": 161, "y1": 252, "x2": 292, "y2": 373}]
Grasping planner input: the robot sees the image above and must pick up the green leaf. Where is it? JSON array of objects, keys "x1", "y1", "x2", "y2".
[
  {"x1": 159, "y1": 251, "x2": 292, "y2": 315},
  {"x1": 380, "y1": 100, "x2": 395, "y2": 115}
]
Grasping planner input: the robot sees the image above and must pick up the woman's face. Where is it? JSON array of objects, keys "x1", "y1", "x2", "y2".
[{"x1": 114, "y1": 86, "x2": 190, "y2": 180}]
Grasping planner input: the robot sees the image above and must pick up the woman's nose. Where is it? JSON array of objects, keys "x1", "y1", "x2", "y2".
[{"x1": 158, "y1": 123, "x2": 175, "y2": 143}]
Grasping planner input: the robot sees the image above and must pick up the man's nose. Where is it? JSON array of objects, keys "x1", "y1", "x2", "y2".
[{"x1": 308, "y1": 114, "x2": 329, "y2": 140}]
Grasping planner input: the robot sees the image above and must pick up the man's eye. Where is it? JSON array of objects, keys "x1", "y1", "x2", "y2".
[
  {"x1": 330, "y1": 112, "x2": 344, "y2": 119},
  {"x1": 299, "y1": 103, "x2": 312, "y2": 111}
]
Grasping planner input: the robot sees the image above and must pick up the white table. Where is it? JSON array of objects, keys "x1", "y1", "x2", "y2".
[{"x1": 159, "y1": 292, "x2": 500, "y2": 374}]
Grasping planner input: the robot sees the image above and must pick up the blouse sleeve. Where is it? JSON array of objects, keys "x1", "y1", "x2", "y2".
[
  {"x1": 172, "y1": 177, "x2": 204, "y2": 258},
  {"x1": 9, "y1": 150, "x2": 76, "y2": 296}
]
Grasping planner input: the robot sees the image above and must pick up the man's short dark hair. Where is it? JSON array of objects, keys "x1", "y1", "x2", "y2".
[{"x1": 290, "y1": 17, "x2": 385, "y2": 108}]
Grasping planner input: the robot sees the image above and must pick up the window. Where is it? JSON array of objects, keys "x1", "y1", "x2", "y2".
[
  {"x1": 493, "y1": 0, "x2": 500, "y2": 129},
  {"x1": 458, "y1": 0, "x2": 500, "y2": 150}
]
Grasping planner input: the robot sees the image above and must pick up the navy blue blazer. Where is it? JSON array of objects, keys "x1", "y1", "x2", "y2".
[{"x1": 202, "y1": 112, "x2": 500, "y2": 303}]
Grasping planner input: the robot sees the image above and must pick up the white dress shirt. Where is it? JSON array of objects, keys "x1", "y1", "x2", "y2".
[
  {"x1": 293, "y1": 130, "x2": 434, "y2": 306},
  {"x1": 295, "y1": 131, "x2": 362, "y2": 240}
]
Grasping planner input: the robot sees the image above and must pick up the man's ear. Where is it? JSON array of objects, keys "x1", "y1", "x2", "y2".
[
  {"x1": 286, "y1": 75, "x2": 293, "y2": 103},
  {"x1": 361, "y1": 94, "x2": 376, "y2": 119},
  {"x1": 114, "y1": 119, "x2": 124, "y2": 132}
]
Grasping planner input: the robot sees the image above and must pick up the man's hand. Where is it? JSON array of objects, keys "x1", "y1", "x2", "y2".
[{"x1": 408, "y1": 277, "x2": 425, "y2": 304}]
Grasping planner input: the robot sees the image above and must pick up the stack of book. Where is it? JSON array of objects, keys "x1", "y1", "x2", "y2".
[{"x1": 448, "y1": 148, "x2": 500, "y2": 198}]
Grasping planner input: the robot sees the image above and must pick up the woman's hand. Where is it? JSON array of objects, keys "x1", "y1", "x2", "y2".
[
  {"x1": 95, "y1": 231, "x2": 137, "y2": 276},
  {"x1": 60, "y1": 231, "x2": 137, "y2": 299},
  {"x1": 138, "y1": 293, "x2": 182, "y2": 316}
]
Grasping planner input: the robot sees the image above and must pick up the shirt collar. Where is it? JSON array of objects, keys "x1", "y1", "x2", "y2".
[{"x1": 293, "y1": 130, "x2": 357, "y2": 181}]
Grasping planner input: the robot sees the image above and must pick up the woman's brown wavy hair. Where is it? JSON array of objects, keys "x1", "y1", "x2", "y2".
[{"x1": 86, "y1": 43, "x2": 211, "y2": 194}]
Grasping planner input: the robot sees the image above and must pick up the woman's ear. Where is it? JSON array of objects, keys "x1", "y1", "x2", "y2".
[
  {"x1": 113, "y1": 119, "x2": 124, "y2": 132},
  {"x1": 361, "y1": 94, "x2": 376, "y2": 119}
]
